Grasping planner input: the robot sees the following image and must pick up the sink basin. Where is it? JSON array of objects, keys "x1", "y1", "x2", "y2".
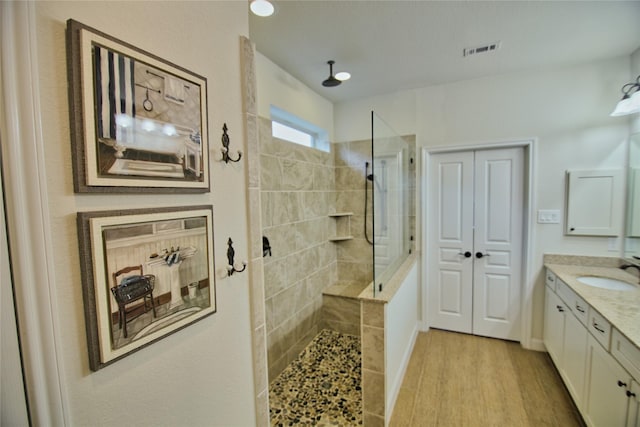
[{"x1": 576, "y1": 276, "x2": 636, "y2": 291}]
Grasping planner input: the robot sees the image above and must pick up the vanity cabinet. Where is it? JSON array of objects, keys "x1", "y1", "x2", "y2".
[
  {"x1": 628, "y1": 381, "x2": 640, "y2": 427},
  {"x1": 545, "y1": 268, "x2": 640, "y2": 427},
  {"x1": 544, "y1": 283, "x2": 566, "y2": 366},
  {"x1": 544, "y1": 274, "x2": 587, "y2": 410},
  {"x1": 563, "y1": 306, "x2": 588, "y2": 408},
  {"x1": 612, "y1": 329, "x2": 640, "y2": 384},
  {"x1": 583, "y1": 333, "x2": 633, "y2": 427}
]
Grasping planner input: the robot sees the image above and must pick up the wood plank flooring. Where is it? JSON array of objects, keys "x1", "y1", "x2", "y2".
[{"x1": 390, "y1": 329, "x2": 585, "y2": 427}]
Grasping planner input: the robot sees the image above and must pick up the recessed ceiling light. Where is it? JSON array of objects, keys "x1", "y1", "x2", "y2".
[
  {"x1": 335, "y1": 71, "x2": 351, "y2": 81},
  {"x1": 250, "y1": 0, "x2": 274, "y2": 17}
]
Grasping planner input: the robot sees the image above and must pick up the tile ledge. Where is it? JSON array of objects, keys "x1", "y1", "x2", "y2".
[{"x1": 358, "y1": 252, "x2": 420, "y2": 303}]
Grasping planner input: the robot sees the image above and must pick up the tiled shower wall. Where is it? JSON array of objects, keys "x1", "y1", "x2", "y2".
[
  {"x1": 259, "y1": 117, "x2": 338, "y2": 380},
  {"x1": 333, "y1": 140, "x2": 374, "y2": 287},
  {"x1": 259, "y1": 125, "x2": 417, "y2": 381},
  {"x1": 332, "y1": 136, "x2": 416, "y2": 289}
]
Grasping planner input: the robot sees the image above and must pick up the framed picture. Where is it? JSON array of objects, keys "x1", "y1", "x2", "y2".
[
  {"x1": 77, "y1": 206, "x2": 216, "y2": 370},
  {"x1": 66, "y1": 19, "x2": 209, "y2": 193}
]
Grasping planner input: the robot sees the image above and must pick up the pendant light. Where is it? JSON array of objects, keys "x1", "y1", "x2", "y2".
[{"x1": 611, "y1": 75, "x2": 640, "y2": 116}]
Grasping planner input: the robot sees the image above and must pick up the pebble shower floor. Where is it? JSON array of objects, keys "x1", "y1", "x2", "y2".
[{"x1": 269, "y1": 329, "x2": 363, "y2": 426}]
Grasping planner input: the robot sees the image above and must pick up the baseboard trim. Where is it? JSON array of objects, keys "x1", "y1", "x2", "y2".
[
  {"x1": 527, "y1": 337, "x2": 546, "y2": 352},
  {"x1": 386, "y1": 326, "x2": 419, "y2": 425}
]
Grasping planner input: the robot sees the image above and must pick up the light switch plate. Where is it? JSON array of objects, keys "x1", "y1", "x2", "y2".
[{"x1": 538, "y1": 209, "x2": 561, "y2": 224}]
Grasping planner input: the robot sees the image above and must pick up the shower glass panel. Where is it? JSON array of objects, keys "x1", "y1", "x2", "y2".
[{"x1": 371, "y1": 111, "x2": 411, "y2": 296}]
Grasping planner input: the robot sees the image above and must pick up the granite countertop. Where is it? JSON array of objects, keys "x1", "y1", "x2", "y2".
[{"x1": 545, "y1": 263, "x2": 640, "y2": 348}]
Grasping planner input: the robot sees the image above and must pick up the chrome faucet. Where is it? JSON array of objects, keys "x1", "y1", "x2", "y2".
[{"x1": 621, "y1": 264, "x2": 640, "y2": 282}]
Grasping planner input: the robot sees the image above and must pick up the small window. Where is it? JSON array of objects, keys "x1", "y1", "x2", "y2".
[
  {"x1": 270, "y1": 105, "x2": 329, "y2": 152},
  {"x1": 272, "y1": 121, "x2": 313, "y2": 148}
]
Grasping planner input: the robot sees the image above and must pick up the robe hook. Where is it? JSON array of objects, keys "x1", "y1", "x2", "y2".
[
  {"x1": 220, "y1": 123, "x2": 242, "y2": 163},
  {"x1": 226, "y1": 238, "x2": 247, "y2": 276}
]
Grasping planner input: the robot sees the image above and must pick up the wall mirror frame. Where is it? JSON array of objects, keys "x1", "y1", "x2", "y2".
[{"x1": 625, "y1": 132, "x2": 640, "y2": 262}]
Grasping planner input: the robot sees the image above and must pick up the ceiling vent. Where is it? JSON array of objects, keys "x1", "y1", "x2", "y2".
[{"x1": 463, "y1": 42, "x2": 501, "y2": 57}]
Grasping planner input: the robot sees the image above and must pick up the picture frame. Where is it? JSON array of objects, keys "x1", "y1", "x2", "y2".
[
  {"x1": 77, "y1": 206, "x2": 216, "y2": 370},
  {"x1": 66, "y1": 19, "x2": 210, "y2": 193}
]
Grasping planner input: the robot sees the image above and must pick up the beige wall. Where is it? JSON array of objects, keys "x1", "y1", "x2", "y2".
[
  {"x1": 255, "y1": 52, "x2": 335, "y2": 141},
  {"x1": 15, "y1": 2, "x2": 256, "y2": 424},
  {"x1": 333, "y1": 136, "x2": 417, "y2": 288},
  {"x1": 333, "y1": 139, "x2": 375, "y2": 286}
]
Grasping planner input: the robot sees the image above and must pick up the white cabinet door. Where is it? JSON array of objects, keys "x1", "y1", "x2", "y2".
[
  {"x1": 627, "y1": 380, "x2": 640, "y2": 427},
  {"x1": 544, "y1": 285, "x2": 566, "y2": 367},
  {"x1": 566, "y1": 169, "x2": 624, "y2": 236},
  {"x1": 563, "y1": 306, "x2": 588, "y2": 411},
  {"x1": 584, "y1": 334, "x2": 631, "y2": 427}
]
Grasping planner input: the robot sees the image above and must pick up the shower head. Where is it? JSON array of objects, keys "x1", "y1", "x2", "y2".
[
  {"x1": 322, "y1": 60, "x2": 341, "y2": 87},
  {"x1": 367, "y1": 174, "x2": 374, "y2": 181}
]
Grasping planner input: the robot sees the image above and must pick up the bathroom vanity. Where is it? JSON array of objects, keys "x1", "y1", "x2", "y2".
[{"x1": 544, "y1": 256, "x2": 640, "y2": 426}]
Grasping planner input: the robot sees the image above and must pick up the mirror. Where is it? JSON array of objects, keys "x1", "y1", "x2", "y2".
[{"x1": 625, "y1": 133, "x2": 640, "y2": 261}]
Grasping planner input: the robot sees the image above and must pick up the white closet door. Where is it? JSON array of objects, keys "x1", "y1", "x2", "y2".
[
  {"x1": 427, "y1": 151, "x2": 474, "y2": 333},
  {"x1": 427, "y1": 148, "x2": 523, "y2": 341},
  {"x1": 472, "y1": 148, "x2": 523, "y2": 340}
]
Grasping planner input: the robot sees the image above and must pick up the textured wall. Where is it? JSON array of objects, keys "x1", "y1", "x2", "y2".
[
  {"x1": 332, "y1": 137, "x2": 417, "y2": 289},
  {"x1": 259, "y1": 116, "x2": 338, "y2": 380},
  {"x1": 333, "y1": 139, "x2": 375, "y2": 287}
]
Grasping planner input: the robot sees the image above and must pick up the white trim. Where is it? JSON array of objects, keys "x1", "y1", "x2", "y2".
[
  {"x1": 0, "y1": 3, "x2": 68, "y2": 424},
  {"x1": 421, "y1": 138, "x2": 537, "y2": 349},
  {"x1": 529, "y1": 338, "x2": 547, "y2": 352}
]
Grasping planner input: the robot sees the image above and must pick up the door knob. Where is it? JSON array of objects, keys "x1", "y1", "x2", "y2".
[
  {"x1": 475, "y1": 252, "x2": 490, "y2": 259},
  {"x1": 458, "y1": 251, "x2": 472, "y2": 258}
]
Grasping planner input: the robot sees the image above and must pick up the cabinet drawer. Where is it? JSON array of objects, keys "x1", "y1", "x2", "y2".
[
  {"x1": 545, "y1": 269, "x2": 557, "y2": 291},
  {"x1": 589, "y1": 310, "x2": 612, "y2": 351},
  {"x1": 556, "y1": 279, "x2": 589, "y2": 326},
  {"x1": 611, "y1": 328, "x2": 640, "y2": 383}
]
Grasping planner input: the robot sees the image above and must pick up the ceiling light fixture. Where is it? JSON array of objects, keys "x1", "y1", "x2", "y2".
[
  {"x1": 611, "y1": 75, "x2": 640, "y2": 116},
  {"x1": 335, "y1": 71, "x2": 351, "y2": 81},
  {"x1": 250, "y1": 0, "x2": 274, "y2": 17},
  {"x1": 322, "y1": 60, "x2": 349, "y2": 87}
]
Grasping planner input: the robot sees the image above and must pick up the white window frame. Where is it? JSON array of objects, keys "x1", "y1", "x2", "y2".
[{"x1": 270, "y1": 105, "x2": 329, "y2": 152}]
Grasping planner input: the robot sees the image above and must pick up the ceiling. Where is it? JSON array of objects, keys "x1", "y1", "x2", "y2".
[{"x1": 249, "y1": 0, "x2": 640, "y2": 103}]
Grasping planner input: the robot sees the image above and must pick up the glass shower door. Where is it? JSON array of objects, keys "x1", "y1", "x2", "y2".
[{"x1": 371, "y1": 111, "x2": 410, "y2": 296}]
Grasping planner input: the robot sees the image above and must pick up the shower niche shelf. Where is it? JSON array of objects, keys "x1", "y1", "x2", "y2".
[{"x1": 328, "y1": 212, "x2": 353, "y2": 242}]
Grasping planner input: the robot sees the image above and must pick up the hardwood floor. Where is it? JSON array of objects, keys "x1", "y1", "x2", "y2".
[{"x1": 390, "y1": 329, "x2": 585, "y2": 427}]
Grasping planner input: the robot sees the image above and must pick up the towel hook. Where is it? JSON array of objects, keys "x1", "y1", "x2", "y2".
[
  {"x1": 143, "y1": 87, "x2": 153, "y2": 112},
  {"x1": 220, "y1": 123, "x2": 242, "y2": 163},
  {"x1": 226, "y1": 238, "x2": 247, "y2": 276}
]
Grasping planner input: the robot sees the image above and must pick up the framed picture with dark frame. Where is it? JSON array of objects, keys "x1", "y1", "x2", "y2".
[
  {"x1": 77, "y1": 205, "x2": 216, "y2": 370},
  {"x1": 66, "y1": 19, "x2": 210, "y2": 193}
]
